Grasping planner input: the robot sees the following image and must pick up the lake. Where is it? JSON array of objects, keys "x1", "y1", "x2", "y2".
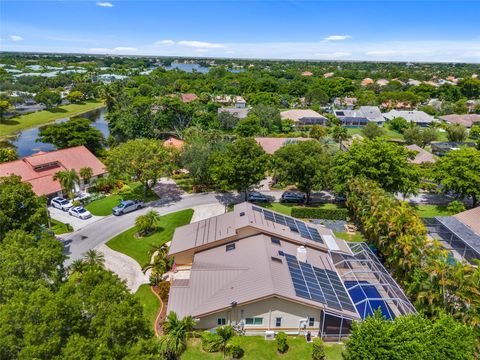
[
  {"x1": 165, "y1": 63, "x2": 210, "y2": 73},
  {"x1": 5, "y1": 107, "x2": 109, "y2": 157}
]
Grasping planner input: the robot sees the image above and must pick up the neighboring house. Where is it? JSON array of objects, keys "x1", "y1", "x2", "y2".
[
  {"x1": 301, "y1": 71, "x2": 313, "y2": 76},
  {"x1": 323, "y1": 72, "x2": 334, "y2": 78},
  {"x1": 234, "y1": 96, "x2": 247, "y2": 108},
  {"x1": 405, "y1": 144, "x2": 436, "y2": 164},
  {"x1": 167, "y1": 203, "x2": 416, "y2": 339},
  {"x1": 407, "y1": 79, "x2": 422, "y2": 86},
  {"x1": 180, "y1": 93, "x2": 199, "y2": 103},
  {"x1": 163, "y1": 137, "x2": 185, "y2": 150},
  {"x1": 333, "y1": 97, "x2": 357, "y2": 110},
  {"x1": 381, "y1": 100, "x2": 413, "y2": 110},
  {"x1": 0, "y1": 146, "x2": 106, "y2": 198},
  {"x1": 439, "y1": 114, "x2": 480, "y2": 128},
  {"x1": 431, "y1": 142, "x2": 476, "y2": 156},
  {"x1": 424, "y1": 206, "x2": 480, "y2": 264},
  {"x1": 334, "y1": 106, "x2": 384, "y2": 126},
  {"x1": 376, "y1": 79, "x2": 389, "y2": 86},
  {"x1": 280, "y1": 109, "x2": 328, "y2": 126},
  {"x1": 254, "y1": 137, "x2": 309, "y2": 154},
  {"x1": 218, "y1": 107, "x2": 250, "y2": 119},
  {"x1": 361, "y1": 78, "x2": 374, "y2": 86},
  {"x1": 383, "y1": 110, "x2": 436, "y2": 127},
  {"x1": 214, "y1": 95, "x2": 246, "y2": 108}
]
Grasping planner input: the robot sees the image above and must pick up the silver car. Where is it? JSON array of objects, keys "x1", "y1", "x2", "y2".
[
  {"x1": 112, "y1": 200, "x2": 144, "y2": 216},
  {"x1": 51, "y1": 197, "x2": 73, "y2": 211},
  {"x1": 68, "y1": 206, "x2": 93, "y2": 220}
]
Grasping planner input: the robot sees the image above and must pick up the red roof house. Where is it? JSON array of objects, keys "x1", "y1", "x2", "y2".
[
  {"x1": 0, "y1": 146, "x2": 106, "y2": 197},
  {"x1": 163, "y1": 137, "x2": 185, "y2": 150},
  {"x1": 180, "y1": 93, "x2": 199, "y2": 103}
]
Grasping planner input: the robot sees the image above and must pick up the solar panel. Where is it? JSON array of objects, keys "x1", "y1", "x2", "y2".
[
  {"x1": 285, "y1": 253, "x2": 355, "y2": 313},
  {"x1": 252, "y1": 206, "x2": 324, "y2": 244}
]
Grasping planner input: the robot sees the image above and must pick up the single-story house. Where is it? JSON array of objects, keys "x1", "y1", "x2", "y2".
[
  {"x1": 430, "y1": 142, "x2": 476, "y2": 156},
  {"x1": 280, "y1": 109, "x2": 328, "y2": 126},
  {"x1": 438, "y1": 114, "x2": 480, "y2": 129},
  {"x1": 424, "y1": 206, "x2": 480, "y2": 264},
  {"x1": 406, "y1": 144, "x2": 436, "y2": 164},
  {"x1": 218, "y1": 107, "x2": 250, "y2": 119},
  {"x1": 163, "y1": 137, "x2": 185, "y2": 150},
  {"x1": 333, "y1": 97, "x2": 357, "y2": 110},
  {"x1": 214, "y1": 95, "x2": 246, "y2": 108},
  {"x1": 0, "y1": 146, "x2": 106, "y2": 198},
  {"x1": 167, "y1": 203, "x2": 416, "y2": 340},
  {"x1": 180, "y1": 93, "x2": 199, "y2": 103},
  {"x1": 254, "y1": 137, "x2": 309, "y2": 154},
  {"x1": 334, "y1": 106, "x2": 384, "y2": 126},
  {"x1": 383, "y1": 110, "x2": 436, "y2": 127}
]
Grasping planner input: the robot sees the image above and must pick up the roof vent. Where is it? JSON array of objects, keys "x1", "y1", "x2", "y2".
[
  {"x1": 297, "y1": 246, "x2": 307, "y2": 263},
  {"x1": 240, "y1": 212, "x2": 245, "y2": 217}
]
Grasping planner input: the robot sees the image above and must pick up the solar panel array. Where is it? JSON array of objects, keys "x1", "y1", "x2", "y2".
[
  {"x1": 252, "y1": 206, "x2": 323, "y2": 244},
  {"x1": 284, "y1": 253, "x2": 357, "y2": 313}
]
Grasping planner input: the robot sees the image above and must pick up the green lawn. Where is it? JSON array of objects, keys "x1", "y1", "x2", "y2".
[
  {"x1": 256, "y1": 202, "x2": 341, "y2": 217},
  {"x1": 334, "y1": 231, "x2": 366, "y2": 243},
  {"x1": 412, "y1": 204, "x2": 456, "y2": 218},
  {"x1": 106, "y1": 209, "x2": 194, "y2": 267},
  {"x1": 134, "y1": 284, "x2": 161, "y2": 327},
  {"x1": 85, "y1": 182, "x2": 159, "y2": 216},
  {"x1": 182, "y1": 337, "x2": 343, "y2": 360},
  {"x1": 50, "y1": 219, "x2": 73, "y2": 235},
  {"x1": 0, "y1": 101, "x2": 104, "y2": 137},
  {"x1": 346, "y1": 126, "x2": 404, "y2": 140}
]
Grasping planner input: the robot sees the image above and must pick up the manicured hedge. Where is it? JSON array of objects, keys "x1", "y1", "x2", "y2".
[{"x1": 291, "y1": 207, "x2": 348, "y2": 220}]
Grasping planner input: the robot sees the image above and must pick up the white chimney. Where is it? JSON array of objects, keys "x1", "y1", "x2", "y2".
[{"x1": 297, "y1": 246, "x2": 307, "y2": 263}]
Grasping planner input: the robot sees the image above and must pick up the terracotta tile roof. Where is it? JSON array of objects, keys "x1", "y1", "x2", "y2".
[
  {"x1": 163, "y1": 137, "x2": 185, "y2": 149},
  {"x1": 301, "y1": 71, "x2": 313, "y2": 76},
  {"x1": 455, "y1": 207, "x2": 480, "y2": 235},
  {"x1": 0, "y1": 146, "x2": 106, "y2": 196},
  {"x1": 254, "y1": 137, "x2": 309, "y2": 154},
  {"x1": 406, "y1": 144, "x2": 436, "y2": 164},
  {"x1": 180, "y1": 93, "x2": 198, "y2": 103}
]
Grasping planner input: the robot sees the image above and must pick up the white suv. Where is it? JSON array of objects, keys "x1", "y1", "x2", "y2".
[{"x1": 51, "y1": 197, "x2": 73, "y2": 211}]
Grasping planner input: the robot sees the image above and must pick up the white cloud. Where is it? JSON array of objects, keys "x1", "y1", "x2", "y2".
[
  {"x1": 315, "y1": 52, "x2": 352, "y2": 58},
  {"x1": 96, "y1": 2, "x2": 113, "y2": 7},
  {"x1": 156, "y1": 39, "x2": 175, "y2": 45},
  {"x1": 323, "y1": 35, "x2": 351, "y2": 41},
  {"x1": 113, "y1": 46, "x2": 137, "y2": 52},
  {"x1": 88, "y1": 47, "x2": 110, "y2": 52},
  {"x1": 10, "y1": 35, "x2": 24, "y2": 41},
  {"x1": 177, "y1": 40, "x2": 224, "y2": 49}
]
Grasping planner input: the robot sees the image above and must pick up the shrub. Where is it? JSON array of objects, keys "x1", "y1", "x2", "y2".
[
  {"x1": 312, "y1": 337, "x2": 326, "y2": 360},
  {"x1": 201, "y1": 331, "x2": 223, "y2": 352},
  {"x1": 420, "y1": 182, "x2": 437, "y2": 192},
  {"x1": 72, "y1": 200, "x2": 81, "y2": 207},
  {"x1": 276, "y1": 331, "x2": 288, "y2": 353},
  {"x1": 228, "y1": 344, "x2": 244, "y2": 359},
  {"x1": 291, "y1": 207, "x2": 348, "y2": 220},
  {"x1": 157, "y1": 281, "x2": 170, "y2": 301},
  {"x1": 446, "y1": 200, "x2": 465, "y2": 214}
]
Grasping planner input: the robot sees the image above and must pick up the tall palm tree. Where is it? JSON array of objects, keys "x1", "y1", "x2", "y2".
[
  {"x1": 216, "y1": 325, "x2": 234, "y2": 359},
  {"x1": 142, "y1": 256, "x2": 167, "y2": 285},
  {"x1": 68, "y1": 259, "x2": 87, "y2": 275},
  {"x1": 162, "y1": 312, "x2": 195, "y2": 359},
  {"x1": 83, "y1": 249, "x2": 105, "y2": 267},
  {"x1": 53, "y1": 169, "x2": 79, "y2": 197}
]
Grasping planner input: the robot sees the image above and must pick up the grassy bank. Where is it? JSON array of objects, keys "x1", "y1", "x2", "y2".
[
  {"x1": 183, "y1": 337, "x2": 343, "y2": 360},
  {"x1": 0, "y1": 101, "x2": 104, "y2": 137},
  {"x1": 50, "y1": 219, "x2": 73, "y2": 235},
  {"x1": 106, "y1": 209, "x2": 194, "y2": 267},
  {"x1": 134, "y1": 284, "x2": 161, "y2": 327}
]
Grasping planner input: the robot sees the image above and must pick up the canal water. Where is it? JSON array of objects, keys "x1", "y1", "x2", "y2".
[{"x1": 4, "y1": 107, "x2": 109, "y2": 158}]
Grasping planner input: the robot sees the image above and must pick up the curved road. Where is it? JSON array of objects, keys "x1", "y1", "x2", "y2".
[{"x1": 63, "y1": 192, "x2": 233, "y2": 266}]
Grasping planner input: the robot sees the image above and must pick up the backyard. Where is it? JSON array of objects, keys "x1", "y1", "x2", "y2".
[
  {"x1": 182, "y1": 337, "x2": 343, "y2": 360},
  {"x1": 0, "y1": 101, "x2": 104, "y2": 137},
  {"x1": 134, "y1": 284, "x2": 161, "y2": 327},
  {"x1": 412, "y1": 204, "x2": 456, "y2": 217},
  {"x1": 85, "y1": 182, "x2": 159, "y2": 216},
  {"x1": 257, "y1": 202, "x2": 342, "y2": 217},
  {"x1": 106, "y1": 209, "x2": 194, "y2": 267}
]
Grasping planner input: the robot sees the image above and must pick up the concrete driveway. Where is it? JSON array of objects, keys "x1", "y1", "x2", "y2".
[{"x1": 49, "y1": 206, "x2": 103, "y2": 231}]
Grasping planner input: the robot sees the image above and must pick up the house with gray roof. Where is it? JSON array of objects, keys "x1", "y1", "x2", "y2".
[
  {"x1": 167, "y1": 202, "x2": 415, "y2": 340},
  {"x1": 218, "y1": 107, "x2": 250, "y2": 119},
  {"x1": 383, "y1": 110, "x2": 436, "y2": 127},
  {"x1": 281, "y1": 109, "x2": 328, "y2": 126},
  {"x1": 334, "y1": 106, "x2": 384, "y2": 126}
]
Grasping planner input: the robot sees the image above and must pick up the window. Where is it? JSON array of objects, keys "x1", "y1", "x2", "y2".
[
  {"x1": 275, "y1": 317, "x2": 282, "y2": 327},
  {"x1": 271, "y1": 237, "x2": 281, "y2": 245},
  {"x1": 240, "y1": 212, "x2": 245, "y2": 217},
  {"x1": 226, "y1": 243, "x2": 236, "y2": 252},
  {"x1": 217, "y1": 318, "x2": 226, "y2": 326},
  {"x1": 309, "y1": 317, "x2": 315, "y2": 327},
  {"x1": 271, "y1": 256, "x2": 283, "y2": 264},
  {"x1": 245, "y1": 317, "x2": 263, "y2": 325}
]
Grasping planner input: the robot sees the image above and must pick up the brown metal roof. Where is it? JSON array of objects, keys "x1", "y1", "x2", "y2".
[{"x1": 455, "y1": 206, "x2": 480, "y2": 235}]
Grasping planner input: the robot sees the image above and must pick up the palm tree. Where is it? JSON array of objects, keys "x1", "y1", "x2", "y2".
[
  {"x1": 68, "y1": 259, "x2": 87, "y2": 275},
  {"x1": 331, "y1": 125, "x2": 350, "y2": 146},
  {"x1": 142, "y1": 255, "x2": 168, "y2": 285},
  {"x1": 216, "y1": 325, "x2": 234, "y2": 359},
  {"x1": 162, "y1": 312, "x2": 195, "y2": 359},
  {"x1": 135, "y1": 210, "x2": 161, "y2": 237},
  {"x1": 79, "y1": 166, "x2": 93, "y2": 189},
  {"x1": 83, "y1": 249, "x2": 105, "y2": 267},
  {"x1": 53, "y1": 169, "x2": 79, "y2": 198}
]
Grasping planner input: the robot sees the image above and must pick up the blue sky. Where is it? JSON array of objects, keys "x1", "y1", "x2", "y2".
[{"x1": 1, "y1": 1, "x2": 479, "y2": 62}]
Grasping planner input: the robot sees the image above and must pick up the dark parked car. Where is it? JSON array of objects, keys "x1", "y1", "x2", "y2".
[
  {"x1": 112, "y1": 200, "x2": 144, "y2": 216},
  {"x1": 280, "y1": 191, "x2": 305, "y2": 203},
  {"x1": 247, "y1": 192, "x2": 269, "y2": 203}
]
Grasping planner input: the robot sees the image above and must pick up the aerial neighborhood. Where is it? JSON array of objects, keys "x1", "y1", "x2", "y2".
[{"x1": 1, "y1": 40, "x2": 480, "y2": 360}]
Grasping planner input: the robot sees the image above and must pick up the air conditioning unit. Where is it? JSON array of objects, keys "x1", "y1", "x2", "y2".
[{"x1": 265, "y1": 330, "x2": 275, "y2": 340}]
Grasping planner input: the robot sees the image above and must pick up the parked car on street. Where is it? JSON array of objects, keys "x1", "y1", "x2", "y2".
[
  {"x1": 280, "y1": 191, "x2": 305, "y2": 203},
  {"x1": 112, "y1": 200, "x2": 144, "y2": 216},
  {"x1": 51, "y1": 197, "x2": 73, "y2": 211},
  {"x1": 68, "y1": 206, "x2": 93, "y2": 220},
  {"x1": 247, "y1": 192, "x2": 269, "y2": 203}
]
